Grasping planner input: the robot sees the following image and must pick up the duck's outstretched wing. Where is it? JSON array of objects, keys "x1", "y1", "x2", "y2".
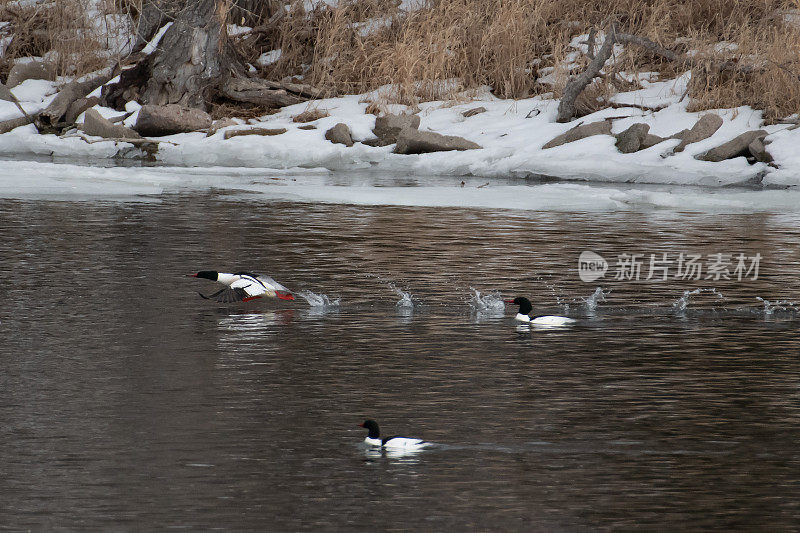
[
  {"x1": 198, "y1": 278, "x2": 266, "y2": 303},
  {"x1": 198, "y1": 287, "x2": 250, "y2": 303},
  {"x1": 254, "y1": 275, "x2": 295, "y2": 300}
]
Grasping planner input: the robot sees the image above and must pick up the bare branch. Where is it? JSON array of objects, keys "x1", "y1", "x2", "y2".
[{"x1": 557, "y1": 24, "x2": 617, "y2": 123}]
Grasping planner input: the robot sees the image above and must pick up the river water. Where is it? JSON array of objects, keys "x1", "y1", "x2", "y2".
[{"x1": 2, "y1": 170, "x2": 800, "y2": 530}]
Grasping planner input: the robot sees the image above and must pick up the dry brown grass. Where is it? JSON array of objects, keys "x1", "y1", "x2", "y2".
[
  {"x1": 0, "y1": 0, "x2": 129, "y2": 78},
  {"x1": 1, "y1": 0, "x2": 798, "y2": 120},
  {"x1": 292, "y1": 104, "x2": 329, "y2": 122},
  {"x1": 258, "y1": 0, "x2": 798, "y2": 118}
]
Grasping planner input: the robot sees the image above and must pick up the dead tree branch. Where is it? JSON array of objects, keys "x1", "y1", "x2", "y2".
[
  {"x1": 557, "y1": 27, "x2": 763, "y2": 123},
  {"x1": 557, "y1": 24, "x2": 617, "y2": 122}
]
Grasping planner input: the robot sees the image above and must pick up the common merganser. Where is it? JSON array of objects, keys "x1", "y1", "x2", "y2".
[
  {"x1": 189, "y1": 271, "x2": 295, "y2": 302},
  {"x1": 504, "y1": 296, "x2": 575, "y2": 326},
  {"x1": 359, "y1": 420, "x2": 430, "y2": 450}
]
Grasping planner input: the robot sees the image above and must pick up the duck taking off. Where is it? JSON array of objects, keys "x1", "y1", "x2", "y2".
[
  {"x1": 189, "y1": 271, "x2": 295, "y2": 303},
  {"x1": 504, "y1": 296, "x2": 575, "y2": 326},
  {"x1": 359, "y1": 420, "x2": 430, "y2": 450}
]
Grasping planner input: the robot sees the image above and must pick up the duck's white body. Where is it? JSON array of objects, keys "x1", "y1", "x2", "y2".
[
  {"x1": 508, "y1": 297, "x2": 575, "y2": 326},
  {"x1": 364, "y1": 436, "x2": 429, "y2": 450},
  {"x1": 515, "y1": 313, "x2": 576, "y2": 326},
  {"x1": 192, "y1": 271, "x2": 294, "y2": 303},
  {"x1": 218, "y1": 273, "x2": 288, "y2": 299}
]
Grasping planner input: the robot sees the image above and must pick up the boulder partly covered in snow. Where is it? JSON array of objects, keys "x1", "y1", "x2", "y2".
[
  {"x1": 373, "y1": 113, "x2": 420, "y2": 144},
  {"x1": 394, "y1": 128, "x2": 481, "y2": 154},
  {"x1": 542, "y1": 120, "x2": 612, "y2": 149},
  {"x1": 133, "y1": 104, "x2": 212, "y2": 136},
  {"x1": 673, "y1": 113, "x2": 723, "y2": 153},
  {"x1": 325, "y1": 123, "x2": 354, "y2": 147},
  {"x1": 6, "y1": 59, "x2": 57, "y2": 88},
  {"x1": 615, "y1": 123, "x2": 650, "y2": 153},
  {"x1": 696, "y1": 130, "x2": 768, "y2": 162}
]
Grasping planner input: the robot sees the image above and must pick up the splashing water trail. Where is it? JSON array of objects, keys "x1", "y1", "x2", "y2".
[
  {"x1": 298, "y1": 290, "x2": 341, "y2": 308},
  {"x1": 534, "y1": 276, "x2": 569, "y2": 314},
  {"x1": 469, "y1": 288, "x2": 506, "y2": 316},
  {"x1": 756, "y1": 297, "x2": 797, "y2": 315},
  {"x1": 673, "y1": 288, "x2": 725, "y2": 313},
  {"x1": 388, "y1": 283, "x2": 415, "y2": 309},
  {"x1": 583, "y1": 287, "x2": 609, "y2": 314}
]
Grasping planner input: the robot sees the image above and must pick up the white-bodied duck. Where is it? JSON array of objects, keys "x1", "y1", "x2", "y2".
[
  {"x1": 504, "y1": 296, "x2": 575, "y2": 326},
  {"x1": 189, "y1": 270, "x2": 295, "y2": 303},
  {"x1": 359, "y1": 420, "x2": 430, "y2": 451}
]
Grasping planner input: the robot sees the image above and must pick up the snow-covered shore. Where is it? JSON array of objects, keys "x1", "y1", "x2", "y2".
[{"x1": 2, "y1": 72, "x2": 800, "y2": 190}]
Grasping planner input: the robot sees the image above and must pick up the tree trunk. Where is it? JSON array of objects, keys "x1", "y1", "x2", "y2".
[
  {"x1": 557, "y1": 25, "x2": 617, "y2": 123},
  {"x1": 133, "y1": 0, "x2": 183, "y2": 49},
  {"x1": 104, "y1": 0, "x2": 319, "y2": 113},
  {"x1": 139, "y1": 0, "x2": 230, "y2": 110}
]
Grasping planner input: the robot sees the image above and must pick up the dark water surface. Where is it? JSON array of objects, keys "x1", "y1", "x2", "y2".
[{"x1": 2, "y1": 192, "x2": 800, "y2": 531}]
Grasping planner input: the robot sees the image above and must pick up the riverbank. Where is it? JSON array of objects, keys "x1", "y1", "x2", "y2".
[
  {"x1": 2, "y1": 73, "x2": 799, "y2": 188},
  {"x1": 2, "y1": 1, "x2": 800, "y2": 189}
]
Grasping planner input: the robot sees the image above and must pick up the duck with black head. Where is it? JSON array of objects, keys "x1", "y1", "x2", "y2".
[
  {"x1": 359, "y1": 420, "x2": 430, "y2": 450},
  {"x1": 504, "y1": 296, "x2": 575, "y2": 326},
  {"x1": 188, "y1": 270, "x2": 295, "y2": 303}
]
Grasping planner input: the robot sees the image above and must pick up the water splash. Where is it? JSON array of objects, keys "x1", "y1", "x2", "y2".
[
  {"x1": 673, "y1": 288, "x2": 725, "y2": 313},
  {"x1": 582, "y1": 287, "x2": 609, "y2": 314},
  {"x1": 297, "y1": 290, "x2": 341, "y2": 308},
  {"x1": 756, "y1": 297, "x2": 797, "y2": 315},
  {"x1": 533, "y1": 277, "x2": 566, "y2": 309},
  {"x1": 469, "y1": 288, "x2": 506, "y2": 316},
  {"x1": 388, "y1": 283, "x2": 415, "y2": 309}
]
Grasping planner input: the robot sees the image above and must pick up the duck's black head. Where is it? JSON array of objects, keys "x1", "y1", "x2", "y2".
[
  {"x1": 191, "y1": 271, "x2": 219, "y2": 281},
  {"x1": 359, "y1": 419, "x2": 380, "y2": 438},
  {"x1": 505, "y1": 296, "x2": 533, "y2": 315}
]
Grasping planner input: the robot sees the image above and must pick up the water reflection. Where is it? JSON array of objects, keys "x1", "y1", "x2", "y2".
[
  {"x1": 361, "y1": 446, "x2": 426, "y2": 463},
  {"x1": 3, "y1": 194, "x2": 800, "y2": 531}
]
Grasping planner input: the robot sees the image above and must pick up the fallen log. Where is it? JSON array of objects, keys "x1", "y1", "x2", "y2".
[
  {"x1": 224, "y1": 127, "x2": 287, "y2": 139},
  {"x1": 615, "y1": 33, "x2": 757, "y2": 75},
  {"x1": 36, "y1": 67, "x2": 115, "y2": 132},
  {"x1": 259, "y1": 79, "x2": 328, "y2": 100},
  {"x1": 221, "y1": 78, "x2": 306, "y2": 107},
  {"x1": 0, "y1": 115, "x2": 34, "y2": 134}
]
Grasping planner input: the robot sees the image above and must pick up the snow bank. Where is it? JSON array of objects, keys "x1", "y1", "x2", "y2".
[{"x1": 0, "y1": 72, "x2": 799, "y2": 189}]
